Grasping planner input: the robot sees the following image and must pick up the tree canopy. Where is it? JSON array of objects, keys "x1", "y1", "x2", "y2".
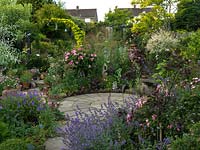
[
  {"x1": 174, "y1": 0, "x2": 200, "y2": 31},
  {"x1": 16, "y1": 0, "x2": 55, "y2": 13},
  {"x1": 104, "y1": 7, "x2": 132, "y2": 29}
]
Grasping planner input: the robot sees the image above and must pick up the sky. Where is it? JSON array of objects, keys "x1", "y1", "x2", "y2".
[{"x1": 61, "y1": 0, "x2": 133, "y2": 21}]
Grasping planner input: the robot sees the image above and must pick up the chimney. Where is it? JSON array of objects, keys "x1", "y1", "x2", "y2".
[{"x1": 76, "y1": 6, "x2": 79, "y2": 10}]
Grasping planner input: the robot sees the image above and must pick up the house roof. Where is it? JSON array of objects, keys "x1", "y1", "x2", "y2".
[{"x1": 66, "y1": 7, "x2": 98, "y2": 22}]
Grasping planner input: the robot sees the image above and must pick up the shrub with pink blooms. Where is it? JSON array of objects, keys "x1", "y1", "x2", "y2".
[{"x1": 64, "y1": 48, "x2": 97, "y2": 76}]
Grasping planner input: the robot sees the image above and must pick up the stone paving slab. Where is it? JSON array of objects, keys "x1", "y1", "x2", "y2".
[{"x1": 45, "y1": 93, "x2": 131, "y2": 150}]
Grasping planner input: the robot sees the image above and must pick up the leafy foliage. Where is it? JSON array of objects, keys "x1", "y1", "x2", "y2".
[
  {"x1": 0, "y1": 24, "x2": 19, "y2": 67},
  {"x1": 174, "y1": 0, "x2": 200, "y2": 31},
  {"x1": 105, "y1": 8, "x2": 132, "y2": 29},
  {"x1": 0, "y1": 138, "x2": 30, "y2": 150},
  {"x1": 17, "y1": 0, "x2": 55, "y2": 14},
  {"x1": 45, "y1": 18, "x2": 85, "y2": 47}
]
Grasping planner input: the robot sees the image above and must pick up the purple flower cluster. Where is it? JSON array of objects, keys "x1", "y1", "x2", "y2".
[
  {"x1": 0, "y1": 90, "x2": 47, "y2": 124},
  {"x1": 60, "y1": 95, "x2": 141, "y2": 150},
  {"x1": 8, "y1": 91, "x2": 45, "y2": 112},
  {"x1": 60, "y1": 93, "x2": 174, "y2": 150}
]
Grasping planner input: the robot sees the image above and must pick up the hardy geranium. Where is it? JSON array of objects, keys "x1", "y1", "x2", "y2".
[{"x1": 64, "y1": 48, "x2": 97, "y2": 76}]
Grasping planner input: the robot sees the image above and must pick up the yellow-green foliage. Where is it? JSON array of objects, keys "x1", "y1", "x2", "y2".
[{"x1": 45, "y1": 18, "x2": 85, "y2": 47}]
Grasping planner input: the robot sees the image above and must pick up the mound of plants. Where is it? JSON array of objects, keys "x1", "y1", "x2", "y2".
[
  {"x1": 0, "y1": 90, "x2": 62, "y2": 149},
  {"x1": 59, "y1": 78, "x2": 200, "y2": 150}
]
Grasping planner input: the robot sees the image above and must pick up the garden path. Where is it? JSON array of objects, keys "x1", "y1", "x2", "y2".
[{"x1": 45, "y1": 93, "x2": 131, "y2": 150}]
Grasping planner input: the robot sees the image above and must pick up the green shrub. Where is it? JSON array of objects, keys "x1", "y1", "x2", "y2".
[
  {"x1": 0, "y1": 121, "x2": 9, "y2": 142},
  {"x1": 170, "y1": 135, "x2": 200, "y2": 150},
  {"x1": 190, "y1": 122, "x2": 200, "y2": 138},
  {"x1": 0, "y1": 138, "x2": 31, "y2": 150},
  {"x1": 168, "y1": 85, "x2": 200, "y2": 132},
  {"x1": 171, "y1": 122, "x2": 200, "y2": 150},
  {"x1": 0, "y1": 91, "x2": 48, "y2": 126},
  {"x1": 26, "y1": 55, "x2": 50, "y2": 72},
  {"x1": 20, "y1": 70, "x2": 33, "y2": 83}
]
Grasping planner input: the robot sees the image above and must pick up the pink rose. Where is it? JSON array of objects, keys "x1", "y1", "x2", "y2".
[
  {"x1": 68, "y1": 60, "x2": 74, "y2": 65},
  {"x1": 71, "y1": 49, "x2": 77, "y2": 55},
  {"x1": 65, "y1": 52, "x2": 70, "y2": 56},
  {"x1": 65, "y1": 55, "x2": 69, "y2": 61},
  {"x1": 78, "y1": 55, "x2": 84, "y2": 60}
]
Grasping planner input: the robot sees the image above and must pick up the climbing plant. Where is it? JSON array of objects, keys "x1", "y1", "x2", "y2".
[{"x1": 45, "y1": 18, "x2": 85, "y2": 47}]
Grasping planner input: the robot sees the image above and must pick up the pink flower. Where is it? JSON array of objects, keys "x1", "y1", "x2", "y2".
[
  {"x1": 78, "y1": 55, "x2": 84, "y2": 60},
  {"x1": 77, "y1": 47, "x2": 83, "y2": 51},
  {"x1": 152, "y1": 114, "x2": 157, "y2": 121},
  {"x1": 155, "y1": 84, "x2": 162, "y2": 93},
  {"x1": 71, "y1": 49, "x2": 77, "y2": 55},
  {"x1": 146, "y1": 119, "x2": 150, "y2": 127},
  {"x1": 68, "y1": 60, "x2": 74, "y2": 65},
  {"x1": 75, "y1": 61, "x2": 79, "y2": 64},
  {"x1": 65, "y1": 52, "x2": 70, "y2": 56},
  {"x1": 91, "y1": 53, "x2": 97, "y2": 57},
  {"x1": 126, "y1": 113, "x2": 133, "y2": 123},
  {"x1": 90, "y1": 58, "x2": 94, "y2": 61},
  {"x1": 140, "y1": 123, "x2": 144, "y2": 127},
  {"x1": 167, "y1": 124, "x2": 173, "y2": 129},
  {"x1": 65, "y1": 55, "x2": 69, "y2": 61},
  {"x1": 135, "y1": 97, "x2": 147, "y2": 108}
]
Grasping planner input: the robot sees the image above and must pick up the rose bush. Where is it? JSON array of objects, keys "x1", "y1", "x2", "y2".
[{"x1": 64, "y1": 48, "x2": 97, "y2": 76}]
